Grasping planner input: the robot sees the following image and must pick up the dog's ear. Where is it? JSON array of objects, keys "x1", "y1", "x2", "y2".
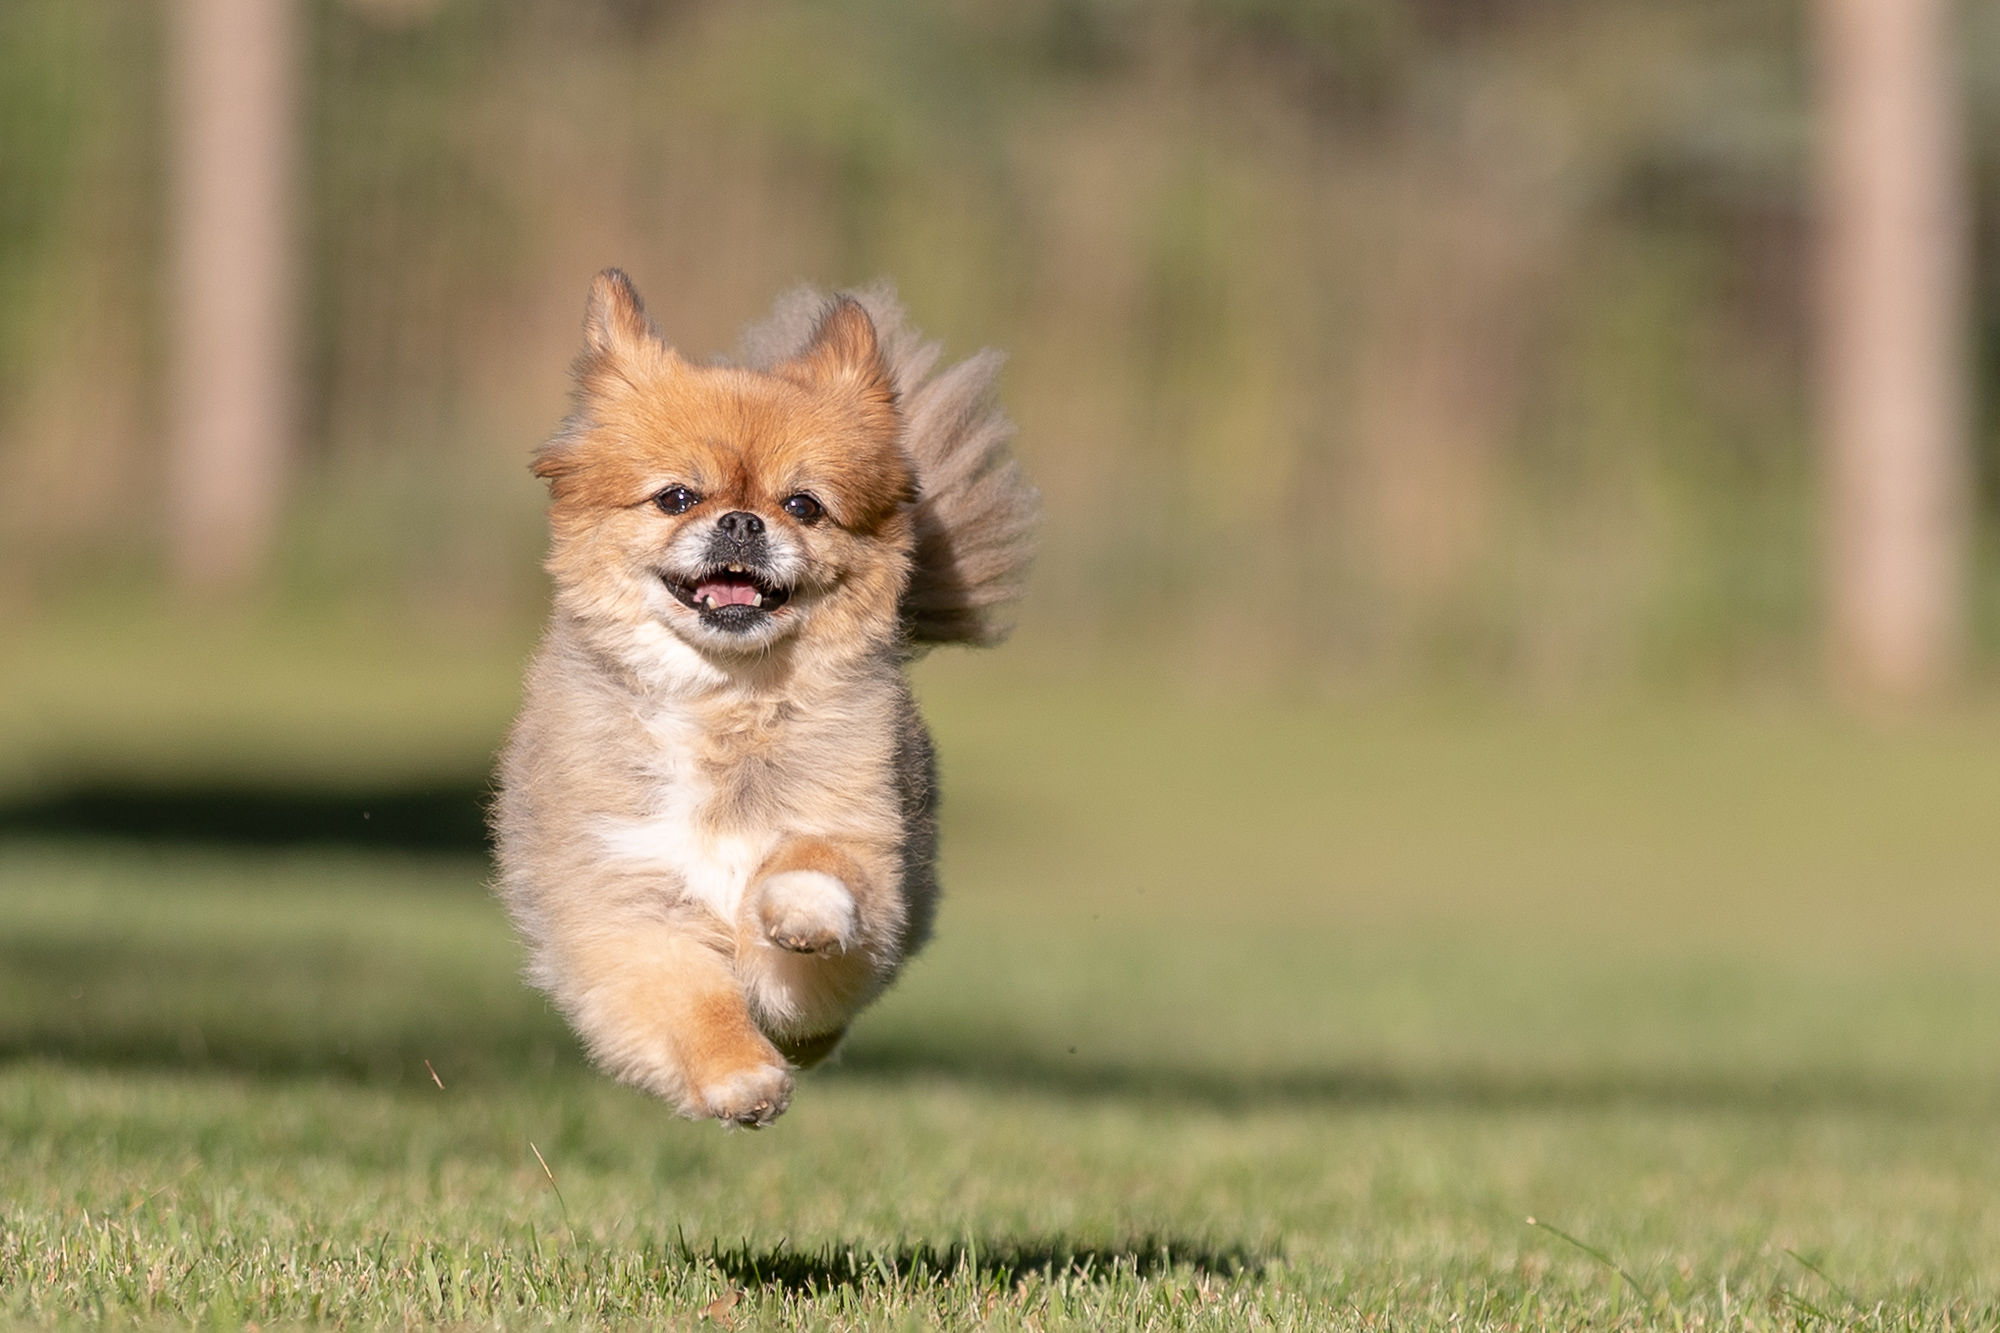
[
  {"x1": 569, "y1": 267, "x2": 680, "y2": 403},
  {"x1": 581, "y1": 268, "x2": 661, "y2": 361},
  {"x1": 538, "y1": 270, "x2": 677, "y2": 491},
  {"x1": 783, "y1": 297, "x2": 895, "y2": 419}
]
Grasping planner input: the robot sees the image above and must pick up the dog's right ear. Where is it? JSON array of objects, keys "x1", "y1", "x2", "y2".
[
  {"x1": 581, "y1": 268, "x2": 660, "y2": 360},
  {"x1": 539, "y1": 270, "x2": 675, "y2": 491},
  {"x1": 568, "y1": 267, "x2": 681, "y2": 403}
]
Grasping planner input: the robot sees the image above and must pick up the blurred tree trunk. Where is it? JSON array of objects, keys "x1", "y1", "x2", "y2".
[
  {"x1": 1813, "y1": 0, "x2": 1970, "y2": 704},
  {"x1": 166, "y1": 0, "x2": 301, "y2": 594}
]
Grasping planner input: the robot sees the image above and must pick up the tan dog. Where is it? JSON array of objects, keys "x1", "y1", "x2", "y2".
[{"x1": 493, "y1": 272, "x2": 1034, "y2": 1126}]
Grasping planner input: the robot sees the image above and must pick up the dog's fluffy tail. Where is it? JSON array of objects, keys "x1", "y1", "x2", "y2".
[{"x1": 737, "y1": 284, "x2": 1038, "y2": 648}]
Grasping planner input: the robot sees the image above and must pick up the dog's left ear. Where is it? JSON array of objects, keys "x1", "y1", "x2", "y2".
[{"x1": 784, "y1": 298, "x2": 895, "y2": 420}]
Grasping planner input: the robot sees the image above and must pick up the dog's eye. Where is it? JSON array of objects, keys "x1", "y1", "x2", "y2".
[
  {"x1": 654, "y1": 485, "x2": 700, "y2": 515},
  {"x1": 781, "y1": 493, "x2": 824, "y2": 524}
]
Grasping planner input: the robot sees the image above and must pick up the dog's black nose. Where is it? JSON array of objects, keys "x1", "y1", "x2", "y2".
[{"x1": 716, "y1": 511, "x2": 764, "y2": 539}]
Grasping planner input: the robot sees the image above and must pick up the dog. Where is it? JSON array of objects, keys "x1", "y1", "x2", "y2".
[{"x1": 492, "y1": 271, "x2": 1035, "y2": 1126}]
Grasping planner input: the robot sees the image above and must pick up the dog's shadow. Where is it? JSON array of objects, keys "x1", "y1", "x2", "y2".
[{"x1": 698, "y1": 1234, "x2": 1265, "y2": 1293}]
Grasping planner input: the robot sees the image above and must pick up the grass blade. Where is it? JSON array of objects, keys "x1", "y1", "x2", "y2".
[{"x1": 1524, "y1": 1217, "x2": 1652, "y2": 1301}]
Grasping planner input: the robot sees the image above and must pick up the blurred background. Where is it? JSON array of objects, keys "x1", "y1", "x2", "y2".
[
  {"x1": 4, "y1": 0, "x2": 1998, "y2": 697},
  {"x1": 5, "y1": 2, "x2": 2000, "y2": 1024},
  {"x1": 8, "y1": 14, "x2": 2000, "y2": 1317}
]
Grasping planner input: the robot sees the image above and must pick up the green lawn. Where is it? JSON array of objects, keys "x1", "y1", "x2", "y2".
[{"x1": 4, "y1": 630, "x2": 2000, "y2": 1328}]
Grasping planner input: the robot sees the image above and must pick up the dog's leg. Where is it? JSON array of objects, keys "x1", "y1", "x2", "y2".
[
  {"x1": 557, "y1": 923, "x2": 792, "y2": 1127},
  {"x1": 736, "y1": 836, "x2": 903, "y2": 1054}
]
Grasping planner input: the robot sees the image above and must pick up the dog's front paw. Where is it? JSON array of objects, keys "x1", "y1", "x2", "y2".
[
  {"x1": 690, "y1": 1059, "x2": 794, "y2": 1128},
  {"x1": 754, "y1": 870, "x2": 858, "y2": 955}
]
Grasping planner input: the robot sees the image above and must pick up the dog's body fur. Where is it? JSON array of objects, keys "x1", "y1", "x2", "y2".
[{"x1": 492, "y1": 274, "x2": 1032, "y2": 1126}]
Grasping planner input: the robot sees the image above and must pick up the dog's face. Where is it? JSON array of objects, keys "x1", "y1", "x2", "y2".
[{"x1": 534, "y1": 272, "x2": 914, "y2": 661}]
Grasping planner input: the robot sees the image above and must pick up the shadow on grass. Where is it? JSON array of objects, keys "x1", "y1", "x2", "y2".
[
  {"x1": 0, "y1": 935, "x2": 584, "y2": 1089},
  {"x1": 0, "y1": 937, "x2": 1975, "y2": 1117},
  {"x1": 0, "y1": 780, "x2": 491, "y2": 853},
  {"x1": 701, "y1": 1234, "x2": 1265, "y2": 1292},
  {"x1": 817, "y1": 1032, "x2": 1980, "y2": 1119}
]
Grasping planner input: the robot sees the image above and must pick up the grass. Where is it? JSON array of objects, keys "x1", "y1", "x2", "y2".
[{"x1": 4, "y1": 625, "x2": 2000, "y2": 1327}]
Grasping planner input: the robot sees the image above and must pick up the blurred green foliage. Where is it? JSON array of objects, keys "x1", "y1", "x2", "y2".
[{"x1": 3, "y1": 0, "x2": 2000, "y2": 690}]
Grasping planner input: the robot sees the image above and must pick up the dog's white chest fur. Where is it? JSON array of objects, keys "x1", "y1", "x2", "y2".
[
  {"x1": 593, "y1": 700, "x2": 780, "y2": 924},
  {"x1": 599, "y1": 809, "x2": 773, "y2": 923}
]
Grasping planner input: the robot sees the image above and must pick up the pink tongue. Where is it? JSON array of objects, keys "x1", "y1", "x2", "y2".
[{"x1": 695, "y1": 578, "x2": 759, "y2": 606}]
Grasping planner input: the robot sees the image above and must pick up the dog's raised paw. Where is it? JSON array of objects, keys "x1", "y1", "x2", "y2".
[
  {"x1": 755, "y1": 870, "x2": 858, "y2": 955},
  {"x1": 695, "y1": 1062, "x2": 794, "y2": 1128}
]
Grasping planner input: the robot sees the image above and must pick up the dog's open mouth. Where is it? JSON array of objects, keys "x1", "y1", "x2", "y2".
[{"x1": 665, "y1": 564, "x2": 793, "y2": 625}]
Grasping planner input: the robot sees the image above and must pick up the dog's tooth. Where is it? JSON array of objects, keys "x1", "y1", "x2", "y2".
[{"x1": 750, "y1": 592, "x2": 763, "y2": 607}]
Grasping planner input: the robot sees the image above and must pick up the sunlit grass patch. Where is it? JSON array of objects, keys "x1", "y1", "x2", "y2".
[{"x1": 3, "y1": 830, "x2": 1998, "y2": 1329}]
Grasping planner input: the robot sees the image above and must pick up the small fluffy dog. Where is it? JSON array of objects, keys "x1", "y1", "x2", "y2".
[{"x1": 493, "y1": 271, "x2": 1034, "y2": 1127}]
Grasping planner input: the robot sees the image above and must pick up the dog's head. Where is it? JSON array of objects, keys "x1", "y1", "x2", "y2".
[{"x1": 533, "y1": 271, "x2": 913, "y2": 663}]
